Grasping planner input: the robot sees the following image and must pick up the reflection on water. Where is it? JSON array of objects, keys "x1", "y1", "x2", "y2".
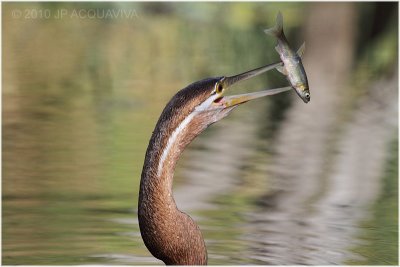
[{"x1": 3, "y1": 2, "x2": 398, "y2": 265}]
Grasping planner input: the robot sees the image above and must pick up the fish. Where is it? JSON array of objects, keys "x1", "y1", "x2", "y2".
[{"x1": 264, "y1": 12, "x2": 310, "y2": 103}]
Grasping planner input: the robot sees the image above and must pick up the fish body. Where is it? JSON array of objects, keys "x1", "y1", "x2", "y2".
[{"x1": 264, "y1": 12, "x2": 310, "y2": 103}]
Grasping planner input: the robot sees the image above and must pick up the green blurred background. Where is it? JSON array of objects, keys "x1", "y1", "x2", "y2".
[{"x1": 2, "y1": 2, "x2": 398, "y2": 265}]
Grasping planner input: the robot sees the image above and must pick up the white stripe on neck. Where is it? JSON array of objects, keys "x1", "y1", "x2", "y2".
[
  {"x1": 156, "y1": 95, "x2": 217, "y2": 177},
  {"x1": 157, "y1": 111, "x2": 196, "y2": 176}
]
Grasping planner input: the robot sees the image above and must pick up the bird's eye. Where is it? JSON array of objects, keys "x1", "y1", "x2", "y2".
[{"x1": 216, "y1": 83, "x2": 224, "y2": 94}]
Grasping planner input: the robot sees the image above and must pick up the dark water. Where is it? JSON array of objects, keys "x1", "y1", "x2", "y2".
[{"x1": 3, "y1": 2, "x2": 398, "y2": 265}]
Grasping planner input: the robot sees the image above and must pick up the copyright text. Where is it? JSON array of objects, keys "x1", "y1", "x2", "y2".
[{"x1": 12, "y1": 8, "x2": 139, "y2": 20}]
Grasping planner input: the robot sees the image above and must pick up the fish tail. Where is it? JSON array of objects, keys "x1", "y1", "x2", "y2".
[{"x1": 264, "y1": 11, "x2": 284, "y2": 38}]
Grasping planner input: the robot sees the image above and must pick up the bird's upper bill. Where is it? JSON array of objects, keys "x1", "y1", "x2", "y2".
[{"x1": 210, "y1": 62, "x2": 292, "y2": 110}]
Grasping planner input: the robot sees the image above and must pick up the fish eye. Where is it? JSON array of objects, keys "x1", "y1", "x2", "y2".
[{"x1": 305, "y1": 93, "x2": 310, "y2": 99}]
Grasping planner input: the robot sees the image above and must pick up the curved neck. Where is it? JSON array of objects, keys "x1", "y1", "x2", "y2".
[{"x1": 138, "y1": 114, "x2": 208, "y2": 265}]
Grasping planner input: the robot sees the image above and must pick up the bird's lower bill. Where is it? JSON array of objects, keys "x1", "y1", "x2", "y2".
[{"x1": 215, "y1": 86, "x2": 292, "y2": 108}]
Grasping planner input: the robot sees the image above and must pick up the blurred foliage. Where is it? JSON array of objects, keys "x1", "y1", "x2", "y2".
[{"x1": 356, "y1": 2, "x2": 398, "y2": 61}]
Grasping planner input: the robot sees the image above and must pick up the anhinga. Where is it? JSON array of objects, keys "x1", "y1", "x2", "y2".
[{"x1": 138, "y1": 62, "x2": 290, "y2": 265}]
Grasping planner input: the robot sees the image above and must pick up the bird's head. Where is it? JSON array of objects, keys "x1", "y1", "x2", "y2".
[
  {"x1": 151, "y1": 63, "x2": 291, "y2": 165},
  {"x1": 157, "y1": 63, "x2": 291, "y2": 131}
]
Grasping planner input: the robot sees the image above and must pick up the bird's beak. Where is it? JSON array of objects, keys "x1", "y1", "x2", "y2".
[
  {"x1": 223, "y1": 61, "x2": 282, "y2": 87},
  {"x1": 219, "y1": 61, "x2": 291, "y2": 108},
  {"x1": 222, "y1": 86, "x2": 291, "y2": 107}
]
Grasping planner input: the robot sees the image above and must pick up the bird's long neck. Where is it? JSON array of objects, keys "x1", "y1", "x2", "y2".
[{"x1": 138, "y1": 110, "x2": 208, "y2": 265}]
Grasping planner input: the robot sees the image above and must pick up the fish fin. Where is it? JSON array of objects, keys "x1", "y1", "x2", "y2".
[
  {"x1": 297, "y1": 42, "x2": 306, "y2": 58},
  {"x1": 276, "y1": 65, "x2": 287, "y2": 75},
  {"x1": 275, "y1": 45, "x2": 281, "y2": 54},
  {"x1": 264, "y1": 11, "x2": 284, "y2": 38}
]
